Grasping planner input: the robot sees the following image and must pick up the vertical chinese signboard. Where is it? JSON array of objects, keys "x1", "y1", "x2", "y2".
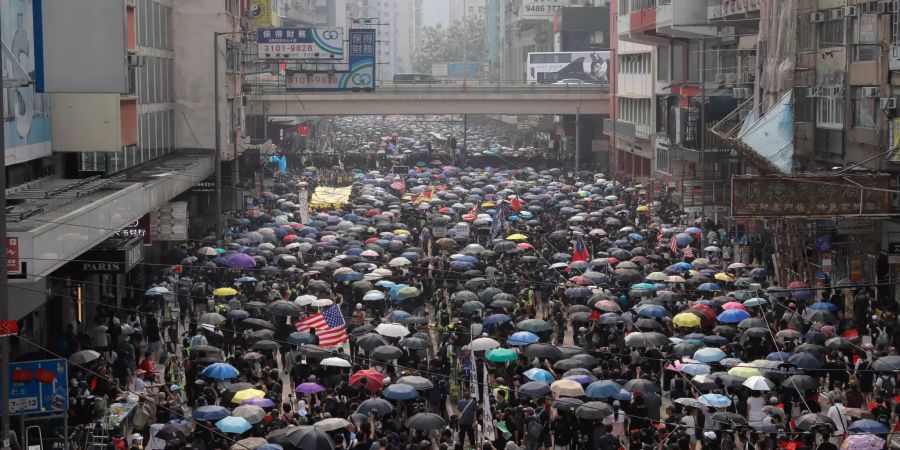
[
  {"x1": 6, "y1": 237, "x2": 19, "y2": 273},
  {"x1": 285, "y1": 29, "x2": 376, "y2": 91}
]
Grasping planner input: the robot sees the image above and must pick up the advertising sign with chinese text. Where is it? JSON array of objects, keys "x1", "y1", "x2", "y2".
[
  {"x1": 6, "y1": 359, "x2": 68, "y2": 415},
  {"x1": 286, "y1": 29, "x2": 375, "y2": 91},
  {"x1": 6, "y1": 237, "x2": 19, "y2": 273},
  {"x1": 731, "y1": 175, "x2": 893, "y2": 217},
  {"x1": 257, "y1": 28, "x2": 344, "y2": 60}
]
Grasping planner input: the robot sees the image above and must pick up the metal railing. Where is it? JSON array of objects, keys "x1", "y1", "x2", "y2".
[{"x1": 244, "y1": 77, "x2": 610, "y2": 95}]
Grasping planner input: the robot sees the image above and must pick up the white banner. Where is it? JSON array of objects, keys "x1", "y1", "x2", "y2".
[
  {"x1": 482, "y1": 362, "x2": 495, "y2": 441},
  {"x1": 298, "y1": 188, "x2": 310, "y2": 224}
]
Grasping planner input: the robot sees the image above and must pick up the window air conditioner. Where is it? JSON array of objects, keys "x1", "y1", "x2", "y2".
[
  {"x1": 843, "y1": 5, "x2": 858, "y2": 16},
  {"x1": 880, "y1": 97, "x2": 897, "y2": 109},
  {"x1": 861, "y1": 87, "x2": 880, "y2": 97}
]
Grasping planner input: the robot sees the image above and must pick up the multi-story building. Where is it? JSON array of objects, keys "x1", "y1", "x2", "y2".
[{"x1": 450, "y1": 0, "x2": 486, "y2": 26}]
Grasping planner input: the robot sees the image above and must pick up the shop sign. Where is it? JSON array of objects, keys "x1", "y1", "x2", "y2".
[
  {"x1": 77, "y1": 237, "x2": 144, "y2": 274},
  {"x1": 6, "y1": 359, "x2": 68, "y2": 415},
  {"x1": 890, "y1": 242, "x2": 900, "y2": 255},
  {"x1": 113, "y1": 214, "x2": 151, "y2": 245},
  {"x1": 731, "y1": 175, "x2": 893, "y2": 217},
  {"x1": 6, "y1": 237, "x2": 19, "y2": 273}
]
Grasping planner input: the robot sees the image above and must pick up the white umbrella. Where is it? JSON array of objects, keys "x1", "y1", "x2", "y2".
[
  {"x1": 294, "y1": 294, "x2": 316, "y2": 306},
  {"x1": 320, "y1": 357, "x2": 352, "y2": 368},
  {"x1": 314, "y1": 417, "x2": 351, "y2": 431},
  {"x1": 311, "y1": 298, "x2": 334, "y2": 307},
  {"x1": 372, "y1": 268, "x2": 393, "y2": 276},
  {"x1": 376, "y1": 323, "x2": 410, "y2": 338},
  {"x1": 742, "y1": 375, "x2": 776, "y2": 391},
  {"x1": 470, "y1": 337, "x2": 501, "y2": 352},
  {"x1": 388, "y1": 257, "x2": 412, "y2": 267},
  {"x1": 69, "y1": 350, "x2": 101, "y2": 365}
]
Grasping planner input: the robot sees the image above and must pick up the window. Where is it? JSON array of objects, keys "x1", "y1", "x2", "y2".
[
  {"x1": 672, "y1": 42, "x2": 684, "y2": 82},
  {"x1": 853, "y1": 14, "x2": 879, "y2": 61},
  {"x1": 818, "y1": 19, "x2": 845, "y2": 48},
  {"x1": 854, "y1": 45, "x2": 879, "y2": 61},
  {"x1": 657, "y1": 45, "x2": 669, "y2": 81},
  {"x1": 225, "y1": 0, "x2": 240, "y2": 15},
  {"x1": 656, "y1": 145, "x2": 669, "y2": 173},
  {"x1": 853, "y1": 87, "x2": 877, "y2": 128},
  {"x1": 687, "y1": 41, "x2": 700, "y2": 81},
  {"x1": 816, "y1": 97, "x2": 844, "y2": 129}
]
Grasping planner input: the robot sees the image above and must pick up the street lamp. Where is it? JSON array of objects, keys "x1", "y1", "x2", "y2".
[{"x1": 214, "y1": 30, "x2": 248, "y2": 244}]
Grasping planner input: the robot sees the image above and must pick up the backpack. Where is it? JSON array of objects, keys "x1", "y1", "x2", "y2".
[
  {"x1": 878, "y1": 375, "x2": 895, "y2": 396},
  {"x1": 526, "y1": 417, "x2": 543, "y2": 440}
]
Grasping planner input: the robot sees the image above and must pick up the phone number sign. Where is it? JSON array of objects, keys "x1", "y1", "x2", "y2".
[
  {"x1": 257, "y1": 28, "x2": 344, "y2": 60},
  {"x1": 521, "y1": 0, "x2": 570, "y2": 18}
]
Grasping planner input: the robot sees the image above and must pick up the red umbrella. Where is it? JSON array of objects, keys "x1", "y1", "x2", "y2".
[
  {"x1": 366, "y1": 209, "x2": 381, "y2": 217},
  {"x1": 349, "y1": 368, "x2": 385, "y2": 393},
  {"x1": 283, "y1": 234, "x2": 298, "y2": 244},
  {"x1": 365, "y1": 237, "x2": 379, "y2": 244},
  {"x1": 439, "y1": 207, "x2": 451, "y2": 214},
  {"x1": 787, "y1": 281, "x2": 807, "y2": 289},
  {"x1": 568, "y1": 276, "x2": 590, "y2": 286},
  {"x1": 689, "y1": 304, "x2": 717, "y2": 327},
  {"x1": 517, "y1": 243, "x2": 534, "y2": 250}
]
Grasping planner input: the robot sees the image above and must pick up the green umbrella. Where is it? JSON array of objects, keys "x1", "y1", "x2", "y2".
[
  {"x1": 396, "y1": 287, "x2": 421, "y2": 300},
  {"x1": 486, "y1": 348, "x2": 518, "y2": 362},
  {"x1": 462, "y1": 301, "x2": 485, "y2": 314}
]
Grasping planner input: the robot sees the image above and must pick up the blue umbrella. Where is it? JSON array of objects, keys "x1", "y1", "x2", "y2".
[
  {"x1": 585, "y1": 380, "x2": 621, "y2": 398},
  {"x1": 565, "y1": 287, "x2": 592, "y2": 298},
  {"x1": 634, "y1": 304, "x2": 669, "y2": 318},
  {"x1": 628, "y1": 233, "x2": 644, "y2": 241},
  {"x1": 809, "y1": 302, "x2": 837, "y2": 312},
  {"x1": 336, "y1": 272, "x2": 364, "y2": 282},
  {"x1": 228, "y1": 309, "x2": 250, "y2": 320},
  {"x1": 235, "y1": 277, "x2": 257, "y2": 284},
  {"x1": 693, "y1": 347, "x2": 726, "y2": 363},
  {"x1": 682, "y1": 363, "x2": 712, "y2": 376},
  {"x1": 613, "y1": 389, "x2": 632, "y2": 401},
  {"x1": 848, "y1": 419, "x2": 890, "y2": 434},
  {"x1": 192, "y1": 406, "x2": 230, "y2": 421},
  {"x1": 523, "y1": 368, "x2": 555, "y2": 383},
  {"x1": 674, "y1": 262, "x2": 693, "y2": 270},
  {"x1": 483, "y1": 314, "x2": 513, "y2": 327},
  {"x1": 508, "y1": 331, "x2": 540, "y2": 346},
  {"x1": 382, "y1": 384, "x2": 418, "y2": 400},
  {"x1": 257, "y1": 445, "x2": 283, "y2": 450},
  {"x1": 202, "y1": 363, "x2": 239, "y2": 380},
  {"x1": 215, "y1": 416, "x2": 252, "y2": 434},
  {"x1": 766, "y1": 351, "x2": 792, "y2": 362},
  {"x1": 674, "y1": 233, "x2": 693, "y2": 246},
  {"x1": 792, "y1": 289, "x2": 814, "y2": 300},
  {"x1": 698, "y1": 283, "x2": 722, "y2": 292},
  {"x1": 288, "y1": 332, "x2": 315, "y2": 345},
  {"x1": 685, "y1": 227, "x2": 702, "y2": 234},
  {"x1": 717, "y1": 309, "x2": 750, "y2": 323},
  {"x1": 698, "y1": 393, "x2": 732, "y2": 408},
  {"x1": 344, "y1": 248, "x2": 363, "y2": 256}
]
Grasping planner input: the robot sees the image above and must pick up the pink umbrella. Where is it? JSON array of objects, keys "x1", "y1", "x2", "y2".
[{"x1": 721, "y1": 301, "x2": 748, "y2": 312}]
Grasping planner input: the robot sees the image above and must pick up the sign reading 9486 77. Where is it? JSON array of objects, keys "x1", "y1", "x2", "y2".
[
  {"x1": 257, "y1": 28, "x2": 344, "y2": 60},
  {"x1": 521, "y1": 0, "x2": 570, "y2": 18}
]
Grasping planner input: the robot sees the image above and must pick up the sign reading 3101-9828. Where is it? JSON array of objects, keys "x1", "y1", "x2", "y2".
[{"x1": 257, "y1": 28, "x2": 344, "y2": 60}]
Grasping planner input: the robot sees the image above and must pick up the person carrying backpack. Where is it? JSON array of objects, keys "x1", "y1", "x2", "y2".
[{"x1": 524, "y1": 408, "x2": 545, "y2": 450}]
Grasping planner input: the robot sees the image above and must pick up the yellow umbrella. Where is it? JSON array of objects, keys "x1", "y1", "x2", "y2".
[
  {"x1": 636, "y1": 205, "x2": 650, "y2": 212},
  {"x1": 213, "y1": 287, "x2": 238, "y2": 297},
  {"x1": 231, "y1": 388, "x2": 266, "y2": 404},
  {"x1": 727, "y1": 365, "x2": 762, "y2": 378},
  {"x1": 550, "y1": 379, "x2": 585, "y2": 397},
  {"x1": 715, "y1": 273, "x2": 735, "y2": 283},
  {"x1": 481, "y1": 202, "x2": 496, "y2": 208},
  {"x1": 506, "y1": 234, "x2": 528, "y2": 241},
  {"x1": 672, "y1": 312, "x2": 701, "y2": 328},
  {"x1": 688, "y1": 270, "x2": 699, "y2": 276},
  {"x1": 394, "y1": 229, "x2": 411, "y2": 235}
]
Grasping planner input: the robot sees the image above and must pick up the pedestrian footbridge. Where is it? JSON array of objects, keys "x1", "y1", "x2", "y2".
[{"x1": 245, "y1": 83, "x2": 610, "y2": 116}]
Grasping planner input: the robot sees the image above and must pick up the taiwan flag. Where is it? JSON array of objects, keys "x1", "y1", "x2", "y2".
[{"x1": 572, "y1": 236, "x2": 589, "y2": 262}]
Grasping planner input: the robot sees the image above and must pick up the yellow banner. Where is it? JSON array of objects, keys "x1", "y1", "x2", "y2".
[
  {"x1": 248, "y1": 0, "x2": 276, "y2": 27},
  {"x1": 309, "y1": 186, "x2": 352, "y2": 208}
]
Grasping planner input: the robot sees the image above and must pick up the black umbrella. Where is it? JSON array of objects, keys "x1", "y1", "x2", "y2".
[
  {"x1": 402, "y1": 316, "x2": 429, "y2": 325},
  {"x1": 575, "y1": 401, "x2": 614, "y2": 420},
  {"x1": 672, "y1": 343, "x2": 700, "y2": 357},
  {"x1": 795, "y1": 413, "x2": 835, "y2": 431},
  {"x1": 711, "y1": 412, "x2": 749, "y2": 426},
  {"x1": 251, "y1": 340, "x2": 279, "y2": 351},
  {"x1": 519, "y1": 381, "x2": 551, "y2": 397},
  {"x1": 156, "y1": 424, "x2": 190, "y2": 442},
  {"x1": 405, "y1": 412, "x2": 448, "y2": 430},
  {"x1": 356, "y1": 398, "x2": 394, "y2": 417},
  {"x1": 553, "y1": 397, "x2": 583, "y2": 411},
  {"x1": 356, "y1": 333, "x2": 390, "y2": 352},
  {"x1": 283, "y1": 426, "x2": 335, "y2": 450},
  {"x1": 623, "y1": 378, "x2": 659, "y2": 393},
  {"x1": 248, "y1": 329, "x2": 275, "y2": 341},
  {"x1": 267, "y1": 300, "x2": 302, "y2": 316},
  {"x1": 554, "y1": 358, "x2": 589, "y2": 371},
  {"x1": 399, "y1": 336, "x2": 429, "y2": 349},
  {"x1": 781, "y1": 374, "x2": 818, "y2": 391},
  {"x1": 242, "y1": 318, "x2": 276, "y2": 331},
  {"x1": 370, "y1": 345, "x2": 403, "y2": 361},
  {"x1": 524, "y1": 343, "x2": 563, "y2": 360}
]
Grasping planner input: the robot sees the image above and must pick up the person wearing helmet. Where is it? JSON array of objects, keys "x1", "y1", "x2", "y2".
[{"x1": 354, "y1": 303, "x2": 366, "y2": 327}]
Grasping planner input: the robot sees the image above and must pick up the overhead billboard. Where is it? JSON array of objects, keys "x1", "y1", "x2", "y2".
[
  {"x1": 731, "y1": 175, "x2": 893, "y2": 218},
  {"x1": 286, "y1": 28, "x2": 375, "y2": 91},
  {"x1": 520, "y1": 0, "x2": 570, "y2": 19},
  {"x1": 526, "y1": 51, "x2": 610, "y2": 84},
  {"x1": 432, "y1": 62, "x2": 482, "y2": 78},
  {"x1": 257, "y1": 28, "x2": 344, "y2": 60}
]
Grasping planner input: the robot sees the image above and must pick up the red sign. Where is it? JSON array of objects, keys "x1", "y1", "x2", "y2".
[
  {"x1": 0, "y1": 320, "x2": 19, "y2": 337},
  {"x1": 7, "y1": 237, "x2": 19, "y2": 273},
  {"x1": 298, "y1": 125, "x2": 310, "y2": 136}
]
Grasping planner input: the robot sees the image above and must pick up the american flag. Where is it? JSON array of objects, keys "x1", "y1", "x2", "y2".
[
  {"x1": 655, "y1": 225, "x2": 664, "y2": 251},
  {"x1": 669, "y1": 235, "x2": 678, "y2": 254},
  {"x1": 295, "y1": 305, "x2": 348, "y2": 346},
  {"x1": 683, "y1": 247, "x2": 694, "y2": 260},
  {"x1": 390, "y1": 181, "x2": 406, "y2": 191}
]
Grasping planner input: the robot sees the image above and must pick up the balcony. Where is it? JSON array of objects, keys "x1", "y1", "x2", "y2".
[
  {"x1": 603, "y1": 119, "x2": 651, "y2": 141},
  {"x1": 619, "y1": 0, "x2": 715, "y2": 45}
]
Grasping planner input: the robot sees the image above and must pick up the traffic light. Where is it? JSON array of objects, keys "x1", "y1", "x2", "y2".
[{"x1": 298, "y1": 125, "x2": 310, "y2": 137}]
